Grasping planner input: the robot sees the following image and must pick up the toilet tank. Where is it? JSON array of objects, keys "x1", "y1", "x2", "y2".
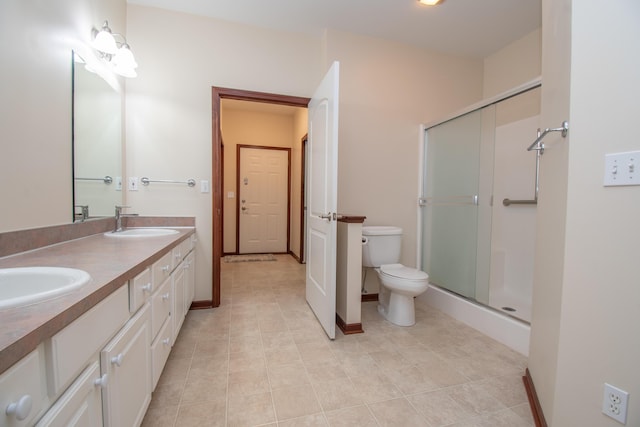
[{"x1": 361, "y1": 226, "x2": 402, "y2": 267}]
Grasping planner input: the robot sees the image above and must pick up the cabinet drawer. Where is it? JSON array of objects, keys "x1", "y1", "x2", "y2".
[
  {"x1": 171, "y1": 239, "x2": 191, "y2": 270},
  {"x1": 152, "y1": 251, "x2": 172, "y2": 287},
  {"x1": 35, "y1": 360, "x2": 102, "y2": 427},
  {"x1": 47, "y1": 285, "x2": 129, "y2": 396},
  {"x1": 150, "y1": 316, "x2": 172, "y2": 390},
  {"x1": 151, "y1": 276, "x2": 171, "y2": 339},
  {"x1": 129, "y1": 267, "x2": 152, "y2": 313},
  {"x1": 0, "y1": 347, "x2": 46, "y2": 427}
]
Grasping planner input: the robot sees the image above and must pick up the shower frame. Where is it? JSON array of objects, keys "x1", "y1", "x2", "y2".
[{"x1": 417, "y1": 77, "x2": 542, "y2": 316}]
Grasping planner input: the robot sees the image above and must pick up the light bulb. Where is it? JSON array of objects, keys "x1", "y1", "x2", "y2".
[
  {"x1": 418, "y1": 0, "x2": 444, "y2": 5},
  {"x1": 113, "y1": 44, "x2": 138, "y2": 69},
  {"x1": 92, "y1": 22, "x2": 117, "y2": 54}
]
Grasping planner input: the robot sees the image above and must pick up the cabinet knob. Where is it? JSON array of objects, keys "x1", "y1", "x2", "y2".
[
  {"x1": 6, "y1": 394, "x2": 32, "y2": 421},
  {"x1": 94, "y1": 373, "x2": 109, "y2": 388},
  {"x1": 111, "y1": 353, "x2": 124, "y2": 367},
  {"x1": 174, "y1": 252, "x2": 181, "y2": 259},
  {"x1": 162, "y1": 265, "x2": 170, "y2": 273},
  {"x1": 141, "y1": 283, "x2": 152, "y2": 292},
  {"x1": 162, "y1": 293, "x2": 170, "y2": 301},
  {"x1": 162, "y1": 338, "x2": 171, "y2": 346}
]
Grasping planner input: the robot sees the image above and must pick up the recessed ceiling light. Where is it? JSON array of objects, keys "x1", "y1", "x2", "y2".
[{"x1": 418, "y1": 0, "x2": 445, "y2": 5}]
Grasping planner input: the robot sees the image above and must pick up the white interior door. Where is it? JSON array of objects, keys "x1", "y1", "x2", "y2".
[
  {"x1": 239, "y1": 147, "x2": 289, "y2": 253},
  {"x1": 306, "y1": 61, "x2": 339, "y2": 339}
]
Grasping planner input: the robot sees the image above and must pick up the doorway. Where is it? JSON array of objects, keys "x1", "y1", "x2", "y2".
[
  {"x1": 237, "y1": 145, "x2": 290, "y2": 254},
  {"x1": 210, "y1": 88, "x2": 310, "y2": 307}
]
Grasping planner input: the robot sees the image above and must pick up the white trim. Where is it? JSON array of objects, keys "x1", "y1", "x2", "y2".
[
  {"x1": 417, "y1": 285, "x2": 530, "y2": 356},
  {"x1": 423, "y1": 77, "x2": 542, "y2": 130}
]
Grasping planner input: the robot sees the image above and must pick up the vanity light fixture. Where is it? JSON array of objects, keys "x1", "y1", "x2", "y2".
[
  {"x1": 92, "y1": 21, "x2": 138, "y2": 78},
  {"x1": 418, "y1": 0, "x2": 445, "y2": 5}
]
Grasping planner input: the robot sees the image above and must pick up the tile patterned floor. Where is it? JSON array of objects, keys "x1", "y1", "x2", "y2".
[{"x1": 142, "y1": 255, "x2": 534, "y2": 427}]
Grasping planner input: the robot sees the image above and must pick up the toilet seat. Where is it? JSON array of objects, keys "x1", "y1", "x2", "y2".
[{"x1": 379, "y1": 264, "x2": 429, "y2": 281}]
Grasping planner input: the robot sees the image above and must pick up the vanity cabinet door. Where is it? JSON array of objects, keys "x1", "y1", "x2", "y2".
[
  {"x1": 184, "y1": 251, "x2": 195, "y2": 312},
  {"x1": 100, "y1": 303, "x2": 151, "y2": 427},
  {"x1": 150, "y1": 276, "x2": 171, "y2": 339},
  {"x1": 171, "y1": 266, "x2": 185, "y2": 345},
  {"x1": 35, "y1": 361, "x2": 103, "y2": 427},
  {"x1": 150, "y1": 316, "x2": 172, "y2": 390},
  {"x1": 0, "y1": 347, "x2": 46, "y2": 427}
]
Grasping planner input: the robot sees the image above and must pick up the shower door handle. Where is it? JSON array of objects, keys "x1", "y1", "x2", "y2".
[{"x1": 419, "y1": 195, "x2": 479, "y2": 206}]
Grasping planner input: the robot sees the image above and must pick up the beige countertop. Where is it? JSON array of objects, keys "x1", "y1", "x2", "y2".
[{"x1": 0, "y1": 227, "x2": 195, "y2": 374}]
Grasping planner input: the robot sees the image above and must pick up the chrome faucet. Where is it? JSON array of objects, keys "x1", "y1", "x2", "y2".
[
  {"x1": 75, "y1": 205, "x2": 89, "y2": 222},
  {"x1": 114, "y1": 205, "x2": 131, "y2": 232}
]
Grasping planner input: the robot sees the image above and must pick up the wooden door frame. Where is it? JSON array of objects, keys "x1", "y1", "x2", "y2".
[
  {"x1": 210, "y1": 87, "x2": 310, "y2": 307},
  {"x1": 236, "y1": 144, "x2": 292, "y2": 254},
  {"x1": 299, "y1": 134, "x2": 308, "y2": 263}
]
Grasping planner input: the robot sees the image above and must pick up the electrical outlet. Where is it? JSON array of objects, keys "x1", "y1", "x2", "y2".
[{"x1": 603, "y1": 383, "x2": 629, "y2": 424}]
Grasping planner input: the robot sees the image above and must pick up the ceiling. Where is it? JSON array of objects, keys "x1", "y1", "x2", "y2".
[{"x1": 127, "y1": 0, "x2": 541, "y2": 58}]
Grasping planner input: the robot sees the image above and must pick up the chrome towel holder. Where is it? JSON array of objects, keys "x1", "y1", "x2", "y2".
[
  {"x1": 141, "y1": 177, "x2": 196, "y2": 187},
  {"x1": 503, "y1": 120, "x2": 569, "y2": 207},
  {"x1": 527, "y1": 120, "x2": 569, "y2": 153},
  {"x1": 75, "y1": 175, "x2": 113, "y2": 184}
]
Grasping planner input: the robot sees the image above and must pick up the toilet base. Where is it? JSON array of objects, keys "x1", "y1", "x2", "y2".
[{"x1": 378, "y1": 292, "x2": 416, "y2": 327}]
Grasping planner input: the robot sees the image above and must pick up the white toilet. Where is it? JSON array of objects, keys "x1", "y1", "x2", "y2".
[{"x1": 362, "y1": 226, "x2": 429, "y2": 326}]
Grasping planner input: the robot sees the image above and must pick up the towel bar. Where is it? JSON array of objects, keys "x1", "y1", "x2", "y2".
[{"x1": 141, "y1": 177, "x2": 196, "y2": 187}]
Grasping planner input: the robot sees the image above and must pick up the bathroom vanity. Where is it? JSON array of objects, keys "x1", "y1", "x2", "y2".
[{"x1": 0, "y1": 221, "x2": 195, "y2": 426}]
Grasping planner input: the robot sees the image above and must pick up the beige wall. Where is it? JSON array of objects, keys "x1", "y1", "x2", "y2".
[
  {"x1": 126, "y1": 6, "x2": 322, "y2": 300},
  {"x1": 483, "y1": 29, "x2": 542, "y2": 98},
  {"x1": 220, "y1": 106, "x2": 305, "y2": 254},
  {"x1": 530, "y1": 1, "x2": 640, "y2": 425},
  {"x1": 324, "y1": 29, "x2": 484, "y2": 268},
  {"x1": 0, "y1": 0, "x2": 126, "y2": 231},
  {"x1": 126, "y1": 7, "x2": 484, "y2": 301},
  {"x1": 528, "y1": 0, "x2": 571, "y2": 417}
]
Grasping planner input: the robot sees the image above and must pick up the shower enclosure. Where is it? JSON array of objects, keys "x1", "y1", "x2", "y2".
[{"x1": 420, "y1": 84, "x2": 541, "y2": 323}]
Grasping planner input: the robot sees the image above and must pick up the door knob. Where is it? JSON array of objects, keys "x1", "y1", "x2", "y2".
[
  {"x1": 94, "y1": 374, "x2": 109, "y2": 388},
  {"x1": 6, "y1": 395, "x2": 32, "y2": 421},
  {"x1": 111, "y1": 353, "x2": 124, "y2": 367}
]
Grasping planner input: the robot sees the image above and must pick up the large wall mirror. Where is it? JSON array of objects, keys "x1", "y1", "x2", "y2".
[{"x1": 72, "y1": 51, "x2": 123, "y2": 221}]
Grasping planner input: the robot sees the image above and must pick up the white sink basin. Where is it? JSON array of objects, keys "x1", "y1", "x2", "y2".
[
  {"x1": 0, "y1": 267, "x2": 91, "y2": 309},
  {"x1": 104, "y1": 228, "x2": 179, "y2": 238}
]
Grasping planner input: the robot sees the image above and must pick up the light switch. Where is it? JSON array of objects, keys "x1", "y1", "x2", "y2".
[
  {"x1": 200, "y1": 180, "x2": 210, "y2": 193},
  {"x1": 115, "y1": 176, "x2": 122, "y2": 191},
  {"x1": 227, "y1": 191, "x2": 235, "y2": 199},
  {"x1": 604, "y1": 151, "x2": 640, "y2": 186}
]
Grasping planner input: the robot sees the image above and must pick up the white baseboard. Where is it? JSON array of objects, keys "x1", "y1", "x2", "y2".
[{"x1": 416, "y1": 285, "x2": 530, "y2": 356}]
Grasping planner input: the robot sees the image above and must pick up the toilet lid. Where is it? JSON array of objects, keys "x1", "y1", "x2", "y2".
[{"x1": 380, "y1": 264, "x2": 429, "y2": 280}]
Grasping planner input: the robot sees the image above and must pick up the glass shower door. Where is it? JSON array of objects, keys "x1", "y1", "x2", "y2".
[{"x1": 422, "y1": 110, "x2": 483, "y2": 299}]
